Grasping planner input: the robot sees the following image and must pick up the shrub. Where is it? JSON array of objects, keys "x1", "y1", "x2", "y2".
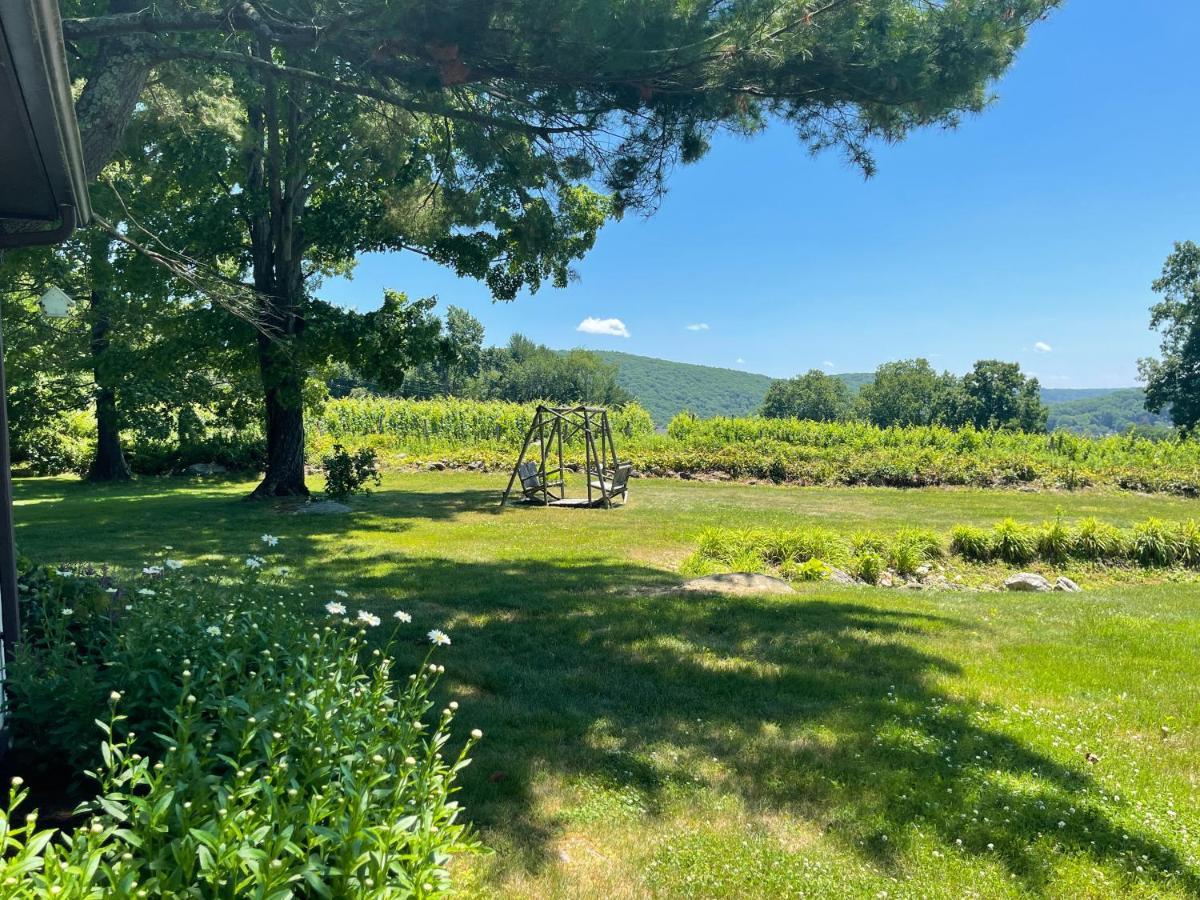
[
  {"x1": 1131, "y1": 517, "x2": 1180, "y2": 567},
  {"x1": 888, "y1": 541, "x2": 923, "y2": 577},
  {"x1": 1176, "y1": 519, "x2": 1200, "y2": 568},
  {"x1": 1037, "y1": 517, "x2": 1073, "y2": 563},
  {"x1": 322, "y1": 443, "x2": 382, "y2": 500},
  {"x1": 893, "y1": 528, "x2": 943, "y2": 560},
  {"x1": 849, "y1": 531, "x2": 889, "y2": 557},
  {"x1": 3, "y1": 545, "x2": 481, "y2": 896},
  {"x1": 1072, "y1": 517, "x2": 1124, "y2": 561},
  {"x1": 990, "y1": 518, "x2": 1038, "y2": 564},
  {"x1": 853, "y1": 552, "x2": 885, "y2": 585},
  {"x1": 950, "y1": 525, "x2": 992, "y2": 562},
  {"x1": 781, "y1": 558, "x2": 829, "y2": 582}
]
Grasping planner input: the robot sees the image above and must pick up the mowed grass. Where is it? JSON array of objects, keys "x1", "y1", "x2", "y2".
[{"x1": 14, "y1": 472, "x2": 1200, "y2": 898}]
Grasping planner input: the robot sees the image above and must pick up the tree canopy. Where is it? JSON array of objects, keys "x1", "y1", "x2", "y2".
[
  {"x1": 761, "y1": 368, "x2": 851, "y2": 421},
  {"x1": 1140, "y1": 241, "x2": 1200, "y2": 434}
]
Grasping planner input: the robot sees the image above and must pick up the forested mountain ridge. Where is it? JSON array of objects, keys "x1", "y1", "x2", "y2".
[{"x1": 584, "y1": 350, "x2": 1160, "y2": 434}]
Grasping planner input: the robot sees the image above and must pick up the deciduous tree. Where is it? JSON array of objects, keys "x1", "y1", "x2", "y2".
[{"x1": 1140, "y1": 241, "x2": 1200, "y2": 434}]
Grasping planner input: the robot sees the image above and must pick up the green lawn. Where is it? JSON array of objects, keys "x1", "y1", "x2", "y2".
[{"x1": 14, "y1": 473, "x2": 1200, "y2": 898}]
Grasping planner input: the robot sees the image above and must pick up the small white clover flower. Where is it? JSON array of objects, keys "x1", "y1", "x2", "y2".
[
  {"x1": 356, "y1": 610, "x2": 382, "y2": 627},
  {"x1": 137, "y1": 588, "x2": 156, "y2": 597},
  {"x1": 326, "y1": 601, "x2": 347, "y2": 616},
  {"x1": 205, "y1": 625, "x2": 222, "y2": 637},
  {"x1": 393, "y1": 610, "x2": 412, "y2": 623},
  {"x1": 142, "y1": 566, "x2": 163, "y2": 576},
  {"x1": 61, "y1": 608, "x2": 74, "y2": 616},
  {"x1": 165, "y1": 559, "x2": 183, "y2": 570},
  {"x1": 427, "y1": 629, "x2": 451, "y2": 646},
  {"x1": 260, "y1": 534, "x2": 279, "y2": 546}
]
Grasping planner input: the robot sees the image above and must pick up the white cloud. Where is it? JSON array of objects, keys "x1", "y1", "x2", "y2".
[
  {"x1": 685, "y1": 323, "x2": 710, "y2": 331},
  {"x1": 822, "y1": 360, "x2": 834, "y2": 369},
  {"x1": 576, "y1": 317, "x2": 630, "y2": 338},
  {"x1": 1034, "y1": 341, "x2": 1052, "y2": 353},
  {"x1": 736, "y1": 357, "x2": 746, "y2": 365}
]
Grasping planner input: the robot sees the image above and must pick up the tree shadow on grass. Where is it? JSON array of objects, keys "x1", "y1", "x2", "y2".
[
  {"x1": 12, "y1": 480, "x2": 502, "y2": 566},
  {"x1": 337, "y1": 556, "x2": 1197, "y2": 894}
]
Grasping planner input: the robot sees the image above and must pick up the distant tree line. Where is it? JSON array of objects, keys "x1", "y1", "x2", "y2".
[
  {"x1": 331, "y1": 306, "x2": 631, "y2": 408},
  {"x1": 761, "y1": 359, "x2": 1049, "y2": 432}
]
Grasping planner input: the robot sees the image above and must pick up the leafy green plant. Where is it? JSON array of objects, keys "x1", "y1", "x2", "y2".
[
  {"x1": 1131, "y1": 517, "x2": 1179, "y2": 567},
  {"x1": 1072, "y1": 517, "x2": 1124, "y2": 561},
  {"x1": 1037, "y1": 516, "x2": 1073, "y2": 563},
  {"x1": 781, "y1": 557, "x2": 829, "y2": 582},
  {"x1": 990, "y1": 518, "x2": 1038, "y2": 564},
  {"x1": 321, "y1": 443, "x2": 382, "y2": 500},
  {"x1": 1175, "y1": 519, "x2": 1200, "y2": 568},
  {"x1": 949, "y1": 525, "x2": 992, "y2": 562},
  {"x1": 4, "y1": 545, "x2": 481, "y2": 896},
  {"x1": 853, "y1": 552, "x2": 885, "y2": 585},
  {"x1": 888, "y1": 541, "x2": 924, "y2": 578},
  {"x1": 893, "y1": 528, "x2": 943, "y2": 560}
]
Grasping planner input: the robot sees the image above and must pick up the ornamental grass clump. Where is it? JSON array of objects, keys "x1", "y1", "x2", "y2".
[
  {"x1": 949, "y1": 525, "x2": 992, "y2": 562},
  {"x1": 1131, "y1": 517, "x2": 1180, "y2": 567},
  {"x1": 989, "y1": 518, "x2": 1038, "y2": 565},
  {"x1": 2, "y1": 542, "x2": 481, "y2": 897},
  {"x1": 1072, "y1": 517, "x2": 1125, "y2": 562}
]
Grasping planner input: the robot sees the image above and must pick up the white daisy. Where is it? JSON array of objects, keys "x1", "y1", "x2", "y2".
[
  {"x1": 356, "y1": 610, "x2": 381, "y2": 627},
  {"x1": 325, "y1": 601, "x2": 347, "y2": 616},
  {"x1": 137, "y1": 588, "x2": 156, "y2": 597},
  {"x1": 61, "y1": 608, "x2": 74, "y2": 616},
  {"x1": 427, "y1": 629, "x2": 451, "y2": 646},
  {"x1": 165, "y1": 559, "x2": 183, "y2": 570},
  {"x1": 205, "y1": 625, "x2": 221, "y2": 637},
  {"x1": 260, "y1": 534, "x2": 279, "y2": 546},
  {"x1": 393, "y1": 610, "x2": 412, "y2": 623},
  {"x1": 245, "y1": 557, "x2": 264, "y2": 569},
  {"x1": 142, "y1": 565, "x2": 163, "y2": 576}
]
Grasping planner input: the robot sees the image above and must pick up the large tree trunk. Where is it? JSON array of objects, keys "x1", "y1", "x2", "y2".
[
  {"x1": 85, "y1": 235, "x2": 131, "y2": 482},
  {"x1": 247, "y1": 62, "x2": 310, "y2": 499},
  {"x1": 251, "y1": 330, "x2": 308, "y2": 498}
]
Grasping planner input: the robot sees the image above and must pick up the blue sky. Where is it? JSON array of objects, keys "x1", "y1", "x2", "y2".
[{"x1": 322, "y1": 0, "x2": 1200, "y2": 388}]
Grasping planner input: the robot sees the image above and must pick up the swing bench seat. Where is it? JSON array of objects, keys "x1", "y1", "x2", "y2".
[{"x1": 589, "y1": 462, "x2": 632, "y2": 503}]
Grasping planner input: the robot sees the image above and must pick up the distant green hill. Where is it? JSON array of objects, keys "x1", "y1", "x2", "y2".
[
  {"x1": 1044, "y1": 387, "x2": 1172, "y2": 435},
  {"x1": 586, "y1": 350, "x2": 1166, "y2": 434},
  {"x1": 590, "y1": 351, "x2": 773, "y2": 424}
]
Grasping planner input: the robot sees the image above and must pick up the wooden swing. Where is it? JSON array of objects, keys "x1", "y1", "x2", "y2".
[{"x1": 501, "y1": 405, "x2": 632, "y2": 508}]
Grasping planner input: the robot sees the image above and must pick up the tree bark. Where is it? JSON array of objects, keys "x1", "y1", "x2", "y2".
[
  {"x1": 247, "y1": 59, "x2": 309, "y2": 498},
  {"x1": 85, "y1": 235, "x2": 131, "y2": 482},
  {"x1": 74, "y1": 0, "x2": 152, "y2": 181}
]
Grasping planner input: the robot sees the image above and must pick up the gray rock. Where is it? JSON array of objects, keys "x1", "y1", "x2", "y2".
[
  {"x1": 1054, "y1": 576, "x2": 1082, "y2": 593},
  {"x1": 824, "y1": 567, "x2": 858, "y2": 586},
  {"x1": 294, "y1": 500, "x2": 352, "y2": 515},
  {"x1": 186, "y1": 462, "x2": 227, "y2": 475},
  {"x1": 677, "y1": 573, "x2": 796, "y2": 596},
  {"x1": 426, "y1": 461, "x2": 446, "y2": 471},
  {"x1": 1004, "y1": 572, "x2": 1053, "y2": 592}
]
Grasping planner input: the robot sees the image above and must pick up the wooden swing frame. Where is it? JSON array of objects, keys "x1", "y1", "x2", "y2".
[{"x1": 501, "y1": 405, "x2": 631, "y2": 508}]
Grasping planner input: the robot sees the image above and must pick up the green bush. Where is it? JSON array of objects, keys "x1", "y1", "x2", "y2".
[
  {"x1": 3, "y1": 545, "x2": 481, "y2": 896},
  {"x1": 1176, "y1": 519, "x2": 1200, "y2": 568},
  {"x1": 1072, "y1": 517, "x2": 1124, "y2": 561},
  {"x1": 888, "y1": 541, "x2": 923, "y2": 577},
  {"x1": 853, "y1": 552, "x2": 885, "y2": 585},
  {"x1": 781, "y1": 557, "x2": 829, "y2": 582},
  {"x1": 1131, "y1": 517, "x2": 1180, "y2": 567},
  {"x1": 322, "y1": 443, "x2": 382, "y2": 500},
  {"x1": 1037, "y1": 517, "x2": 1073, "y2": 563},
  {"x1": 990, "y1": 518, "x2": 1038, "y2": 564},
  {"x1": 949, "y1": 525, "x2": 992, "y2": 562}
]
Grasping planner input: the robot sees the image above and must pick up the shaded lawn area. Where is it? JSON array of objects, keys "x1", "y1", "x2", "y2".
[{"x1": 14, "y1": 473, "x2": 1200, "y2": 897}]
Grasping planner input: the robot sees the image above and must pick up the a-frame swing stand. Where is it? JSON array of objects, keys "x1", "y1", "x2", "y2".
[{"x1": 501, "y1": 405, "x2": 632, "y2": 508}]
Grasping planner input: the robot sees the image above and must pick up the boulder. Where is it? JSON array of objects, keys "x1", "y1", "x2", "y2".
[
  {"x1": 185, "y1": 462, "x2": 227, "y2": 476},
  {"x1": 677, "y1": 573, "x2": 795, "y2": 596},
  {"x1": 1054, "y1": 576, "x2": 1082, "y2": 593},
  {"x1": 824, "y1": 567, "x2": 858, "y2": 586},
  {"x1": 1003, "y1": 572, "x2": 1053, "y2": 592}
]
